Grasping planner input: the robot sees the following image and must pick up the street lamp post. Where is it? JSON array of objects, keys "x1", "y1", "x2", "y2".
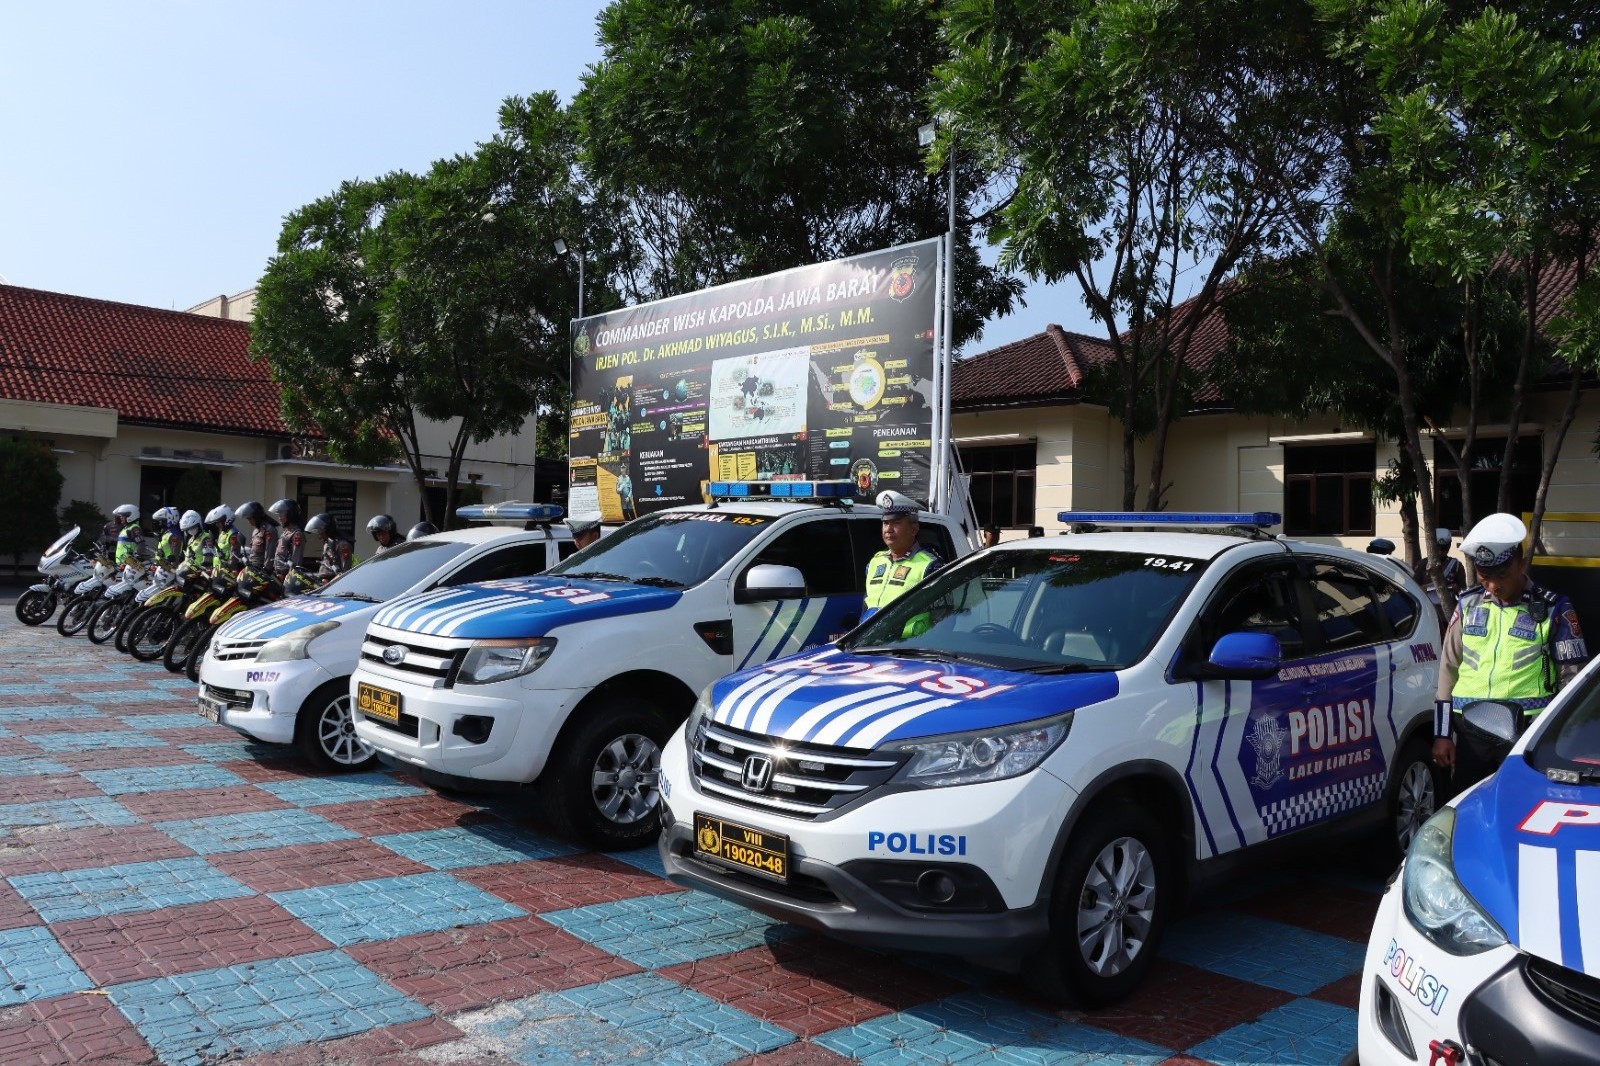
[
  {"x1": 553, "y1": 238, "x2": 584, "y2": 320},
  {"x1": 919, "y1": 120, "x2": 957, "y2": 515}
]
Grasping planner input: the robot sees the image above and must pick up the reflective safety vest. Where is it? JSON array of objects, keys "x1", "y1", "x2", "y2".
[
  {"x1": 115, "y1": 522, "x2": 142, "y2": 567},
  {"x1": 863, "y1": 548, "x2": 939, "y2": 615},
  {"x1": 156, "y1": 531, "x2": 179, "y2": 565},
  {"x1": 1452, "y1": 587, "x2": 1560, "y2": 715},
  {"x1": 213, "y1": 528, "x2": 239, "y2": 572},
  {"x1": 183, "y1": 530, "x2": 213, "y2": 569}
]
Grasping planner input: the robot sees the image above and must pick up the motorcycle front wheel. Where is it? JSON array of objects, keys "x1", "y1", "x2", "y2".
[
  {"x1": 164, "y1": 618, "x2": 207, "y2": 673},
  {"x1": 113, "y1": 604, "x2": 146, "y2": 653},
  {"x1": 184, "y1": 624, "x2": 216, "y2": 683},
  {"x1": 56, "y1": 595, "x2": 95, "y2": 637},
  {"x1": 14, "y1": 589, "x2": 55, "y2": 626},
  {"x1": 129, "y1": 606, "x2": 179, "y2": 662},
  {"x1": 87, "y1": 598, "x2": 131, "y2": 645}
]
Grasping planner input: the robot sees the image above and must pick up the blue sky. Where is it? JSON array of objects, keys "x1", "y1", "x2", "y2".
[{"x1": 0, "y1": 1, "x2": 1086, "y2": 353}]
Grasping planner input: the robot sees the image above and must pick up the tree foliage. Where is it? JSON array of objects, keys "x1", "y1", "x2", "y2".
[
  {"x1": 173, "y1": 466, "x2": 222, "y2": 518},
  {"x1": 0, "y1": 439, "x2": 63, "y2": 565}
]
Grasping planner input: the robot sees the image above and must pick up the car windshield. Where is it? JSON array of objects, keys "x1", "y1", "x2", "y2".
[
  {"x1": 1527, "y1": 673, "x2": 1600, "y2": 779},
  {"x1": 312, "y1": 540, "x2": 477, "y2": 602},
  {"x1": 840, "y1": 547, "x2": 1205, "y2": 672},
  {"x1": 547, "y1": 510, "x2": 775, "y2": 588}
]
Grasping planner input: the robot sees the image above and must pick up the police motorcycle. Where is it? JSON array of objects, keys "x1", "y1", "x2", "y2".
[
  {"x1": 127, "y1": 562, "x2": 212, "y2": 662},
  {"x1": 14, "y1": 526, "x2": 94, "y2": 626},
  {"x1": 178, "y1": 564, "x2": 303, "y2": 683},
  {"x1": 111, "y1": 563, "x2": 181, "y2": 654},
  {"x1": 85, "y1": 560, "x2": 160, "y2": 645},
  {"x1": 55, "y1": 551, "x2": 117, "y2": 636}
]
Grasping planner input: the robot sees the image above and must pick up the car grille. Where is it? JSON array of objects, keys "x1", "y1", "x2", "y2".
[
  {"x1": 201, "y1": 684, "x2": 253, "y2": 711},
  {"x1": 690, "y1": 720, "x2": 903, "y2": 820},
  {"x1": 211, "y1": 638, "x2": 268, "y2": 662},
  {"x1": 360, "y1": 635, "x2": 461, "y2": 685},
  {"x1": 359, "y1": 709, "x2": 422, "y2": 739},
  {"x1": 1527, "y1": 955, "x2": 1600, "y2": 1026}
]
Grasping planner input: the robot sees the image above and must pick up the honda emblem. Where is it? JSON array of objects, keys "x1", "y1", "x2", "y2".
[
  {"x1": 741, "y1": 754, "x2": 774, "y2": 792},
  {"x1": 382, "y1": 645, "x2": 407, "y2": 665}
]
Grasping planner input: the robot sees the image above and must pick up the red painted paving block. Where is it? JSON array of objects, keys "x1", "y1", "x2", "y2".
[
  {"x1": 348, "y1": 915, "x2": 641, "y2": 1013},
  {"x1": 1157, "y1": 1058, "x2": 1222, "y2": 1066},
  {"x1": 14, "y1": 718, "x2": 129, "y2": 734},
  {"x1": 455, "y1": 852, "x2": 685, "y2": 914},
  {"x1": 0, "y1": 879, "x2": 40, "y2": 931},
  {"x1": 1238, "y1": 882, "x2": 1380, "y2": 944},
  {"x1": 232, "y1": 1017, "x2": 466, "y2": 1066},
  {"x1": 0, "y1": 824, "x2": 196, "y2": 877},
  {"x1": 317, "y1": 793, "x2": 491, "y2": 837},
  {"x1": 116, "y1": 784, "x2": 291, "y2": 823},
  {"x1": 54, "y1": 748, "x2": 200, "y2": 772},
  {"x1": 216, "y1": 757, "x2": 319, "y2": 783},
  {"x1": 0, "y1": 772, "x2": 105, "y2": 807},
  {"x1": 731, "y1": 1042, "x2": 860, "y2": 1066},
  {"x1": 54, "y1": 896, "x2": 334, "y2": 985},
  {"x1": 1065, "y1": 959, "x2": 1296, "y2": 1050},
  {"x1": 0, "y1": 990, "x2": 158, "y2": 1065},
  {"x1": 210, "y1": 838, "x2": 431, "y2": 893},
  {"x1": 144, "y1": 725, "x2": 237, "y2": 743},
  {"x1": 1311, "y1": 972, "x2": 1362, "y2": 1011},
  {"x1": 660, "y1": 936, "x2": 966, "y2": 1038},
  {"x1": 0, "y1": 738, "x2": 49, "y2": 755}
]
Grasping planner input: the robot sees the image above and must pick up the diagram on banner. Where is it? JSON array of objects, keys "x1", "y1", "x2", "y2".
[{"x1": 709, "y1": 348, "x2": 808, "y2": 441}]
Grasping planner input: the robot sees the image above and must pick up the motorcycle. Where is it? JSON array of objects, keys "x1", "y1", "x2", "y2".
[
  {"x1": 55, "y1": 555, "x2": 116, "y2": 637},
  {"x1": 163, "y1": 570, "x2": 237, "y2": 674},
  {"x1": 127, "y1": 564, "x2": 211, "y2": 662},
  {"x1": 112, "y1": 564, "x2": 179, "y2": 653},
  {"x1": 182, "y1": 566, "x2": 291, "y2": 682},
  {"x1": 15, "y1": 526, "x2": 94, "y2": 626},
  {"x1": 86, "y1": 563, "x2": 154, "y2": 645}
]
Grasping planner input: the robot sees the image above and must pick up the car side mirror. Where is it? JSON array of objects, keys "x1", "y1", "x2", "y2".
[
  {"x1": 737, "y1": 563, "x2": 806, "y2": 603},
  {"x1": 1204, "y1": 631, "x2": 1283, "y2": 680}
]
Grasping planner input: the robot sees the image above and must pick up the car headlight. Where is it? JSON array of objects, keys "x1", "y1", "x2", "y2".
[
  {"x1": 254, "y1": 621, "x2": 341, "y2": 663},
  {"x1": 456, "y1": 638, "x2": 557, "y2": 685},
  {"x1": 1402, "y1": 806, "x2": 1508, "y2": 955},
  {"x1": 886, "y1": 712, "x2": 1073, "y2": 788}
]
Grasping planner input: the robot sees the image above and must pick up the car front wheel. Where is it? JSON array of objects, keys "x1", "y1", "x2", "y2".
[
  {"x1": 540, "y1": 697, "x2": 668, "y2": 850},
  {"x1": 296, "y1": 681, "x2": 376, "y2": 771}
]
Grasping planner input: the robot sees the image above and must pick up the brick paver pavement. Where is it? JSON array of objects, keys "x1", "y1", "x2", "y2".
[{"x1": 0, "y1": 610, "x2": 1375, "y2": 1065}]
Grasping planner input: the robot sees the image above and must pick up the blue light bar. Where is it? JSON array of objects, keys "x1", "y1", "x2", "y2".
[
  {"x1": 457, "y1": 502, "x2": 566, "y2": 523},
  {"x1": 708, "y1": 479, "x2": 855, "y2": 501},
  {"x1": 1057, "y1": 511, "x2": 1282, "y2": 528}
]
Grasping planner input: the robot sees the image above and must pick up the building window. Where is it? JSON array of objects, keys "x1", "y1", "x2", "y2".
[
  {"x1": 959, "y1": 443, "x2": 1036, "y2": 529},
  {"x1": 1433, "y1": 436, "x2": 1540, "y2": 532},
  {"x1": 1284, "y1": 443, "x2": 1376, "y2": 536}
]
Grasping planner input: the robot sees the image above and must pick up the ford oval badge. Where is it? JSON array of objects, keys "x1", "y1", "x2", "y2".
[{"x1": 382, "y1": 645, "x2": 407, "y2": 666}]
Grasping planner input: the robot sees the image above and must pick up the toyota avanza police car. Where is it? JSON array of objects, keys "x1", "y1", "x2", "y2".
[
  {"x1": 1356, "y1": 669, "x2": 1600, "y2": 1065},
  {"x1": 198, "y1": 508, "x2": 574, "y2": 770},
  {"x1": 657, "y1": 511, "x2": 1445, "y2": 1005}
]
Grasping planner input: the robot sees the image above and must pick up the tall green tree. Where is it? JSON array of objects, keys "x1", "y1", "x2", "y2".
[
  {"x1": 576, "y1": 0, "x2": 1022, "y2": 347},
  {"x1": 0, "y1": 439, "x2": 63, "y2": 566},
  {"x1": 936, "y1": 0, "x2": 1305, "y2": 509}
]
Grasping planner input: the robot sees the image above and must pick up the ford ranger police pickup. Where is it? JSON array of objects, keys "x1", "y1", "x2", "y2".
[
  {"x1": 199, "y1": 509, "x2": 574, "y2": 770},
  {"x1": 349, "y1": 481, "x2": 967, "y2": 849},
  {"x1": 657, "y1": 511, "x2": 1445, "y2": 1005}
]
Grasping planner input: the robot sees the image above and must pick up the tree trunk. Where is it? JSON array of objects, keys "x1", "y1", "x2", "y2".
[
  {"x1": 1529, "y1": 369, "x2": 1584, "y2": 553},
  {"x1": 1400, "y1": 495, "x2": 1421, "y2": 572}
]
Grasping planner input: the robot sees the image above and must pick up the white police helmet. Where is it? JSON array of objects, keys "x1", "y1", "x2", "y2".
[
  {"x1": 875, "y1": 490, "x2": 922, "y2": 517},
  {"x1": 180, "y1": 510, "x2": 203, "y2": 533},
  {"x1": 1435, "y1": 527, "x2": 1452, "y2": 548},
  {"x1": 112, "y1": 503, "x2": 139, "y2": 523},
  {"x1": 1462, "y1": 513, "x2": 1527, "y2": 572}
]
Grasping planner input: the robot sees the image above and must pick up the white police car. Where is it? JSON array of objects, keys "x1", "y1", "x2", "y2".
[
  {"x1": 657, "y1": 511, "x2": 1445, "y2": 1005},
  {"x1": 1355, "y1": 674, "x2": 1600, "y2": 1065},
  {"x1": 198, "y1": 506, "x2": 574, "y2": 770}
]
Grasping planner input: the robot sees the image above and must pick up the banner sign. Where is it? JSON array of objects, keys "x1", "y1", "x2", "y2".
[{"x1": 567, "y1": 239, "x2": 941, "y2": 521}]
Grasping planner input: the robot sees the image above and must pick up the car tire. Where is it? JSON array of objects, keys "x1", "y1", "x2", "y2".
[
  {"x1": 56, "y1": 595, "x2": 95, "y2": 637},
  {"x1": 296, "y1": 681, "x2": 377, "y2": 772},
  {"x1": 539, "y1": 697, "x2": 669, "y2": 850},
  {"x1": 1026, "y1": 805, "x2": 1174, "y2": 1007},
  {"x1": 1379, "y1": 734, "x2": 1440, "y2": 866},
  {"x1": 15, "y1": 589, "x2": 55, "y2": 626}
]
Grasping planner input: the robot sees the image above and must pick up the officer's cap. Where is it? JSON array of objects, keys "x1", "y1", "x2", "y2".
[
  {"x1": 1462, "y1": 513, "x2": 1527, "y2": 572},
  {"x1": 876, "y1": 490, "x2": 922, "y2": 518},
  {"x1": 567, "y1": 513, "x2": 602, "y2": 536}
]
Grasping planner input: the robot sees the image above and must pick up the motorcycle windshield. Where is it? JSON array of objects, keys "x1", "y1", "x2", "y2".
[{"x1": 45, "y1": 527, "x2": 79, "y2": 557}]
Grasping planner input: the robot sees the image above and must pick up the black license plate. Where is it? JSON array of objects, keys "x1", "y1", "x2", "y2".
[
  {"x1": 693, "y1": 812, "x2": 789, "y2": 883},
  {"x1": 197, "y1": 695, "x2": 224, "y2": 723}
]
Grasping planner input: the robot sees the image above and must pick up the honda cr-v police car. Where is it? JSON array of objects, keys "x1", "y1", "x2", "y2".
[
  {"x1": 1356, "y1": 672, "x2": 1600, "y2": 1065},
  {"x1": 657, "y1": 511, "x2": 1445, "y2": 1005},
  {"x1": 349, "y1": 482, "x2": 967, "y2": 849},
  {"x1": 199, "y1": 506, "x2": 574, "y2": 770}
]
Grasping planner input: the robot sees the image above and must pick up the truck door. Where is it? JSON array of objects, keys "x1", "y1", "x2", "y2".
[{"x1": 731, "y1": 517, "x2": 860, "y2": 670}]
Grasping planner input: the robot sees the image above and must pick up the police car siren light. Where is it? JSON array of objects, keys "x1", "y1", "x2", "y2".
[
  {"x1": 1057, "y1": 511, "x2": 1283, "y2": 528},
  {"x1": 708, "y1": 480, "x2": 855, "y2": 501},
  {"x1": 456, "y1": 502, "x2": 566, "y2": 523}
]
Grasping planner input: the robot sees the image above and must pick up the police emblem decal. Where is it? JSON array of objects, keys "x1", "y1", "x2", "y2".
[{"x1": 887, "y1": 256, "x2": 918, "y2": 303}]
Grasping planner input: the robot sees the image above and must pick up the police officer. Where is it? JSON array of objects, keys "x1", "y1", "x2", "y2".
[
  {"x1": 206, "y1": 504, "x2": 241, "y2": 574},
  {"x1": 408, "y1": 521, "x2": 438, "y2": 540},
  {"x1": 268, "y1": 499, "x2": 306, "y2": 577},
  {"x1": 110, "y1": 504, "x2": 143, "y2": 568},
  {"x1": 150, "y1": 506, "x2": 182, "y2": 566},
  {"x1": 236, "y1": 501, "x2": 279, "y2": 574},
  {"x1": 306, "y1": 513, "x2": 354, "y2": 582},
  {"x1": 862, "y1": 491, "x2": 942, "y2": 621},
  {"x1": 1415, "y1": 527, "x2": 1466, "y2": 600},
  {"x1": 1433, "y1": 513, "x2": 1588, "y2": 785},
  {"x1": 178, "y1": 510, "x2": 210, "y2": 571},
  {"x1": 367, "y1": 514, "x2": 403, "y2": 555},
  {"x1": 567, "y1": 513, "x2": 602, "y2": 552}
]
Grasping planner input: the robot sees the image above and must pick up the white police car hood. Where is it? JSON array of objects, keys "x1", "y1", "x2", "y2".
[
  {"x1": 216, "y1": 595, "x2": 375, "y2": 641},
  {"x1": 707, "y1": 646, "x2": 1119, "y2": 751},
  {"x1": 1454, "y1": 756, "x2": 1600, "y2": 976},
  {"x1": 369, "y1": 575, "x2": 681, "y2": 640}
]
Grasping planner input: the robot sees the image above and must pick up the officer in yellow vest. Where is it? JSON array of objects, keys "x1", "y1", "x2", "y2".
[
  {"x1": 862, "y1": 490, "x2": 942, "y2": 621},
  {"x1": 1433, "y1": 512, "x2": 1587, "y2": 784}
]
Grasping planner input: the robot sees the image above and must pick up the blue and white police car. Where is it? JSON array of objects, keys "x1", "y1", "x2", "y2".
[
  {"x1": 198, "y1": 505, "x2": 574, "y2": 770},
  {"x1": 1356, "y1": 674, "x2": 1600, "y2": 1065},
  {"x1": 658, "y1": 511, "x2": 1445, "y2": 1005}
]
